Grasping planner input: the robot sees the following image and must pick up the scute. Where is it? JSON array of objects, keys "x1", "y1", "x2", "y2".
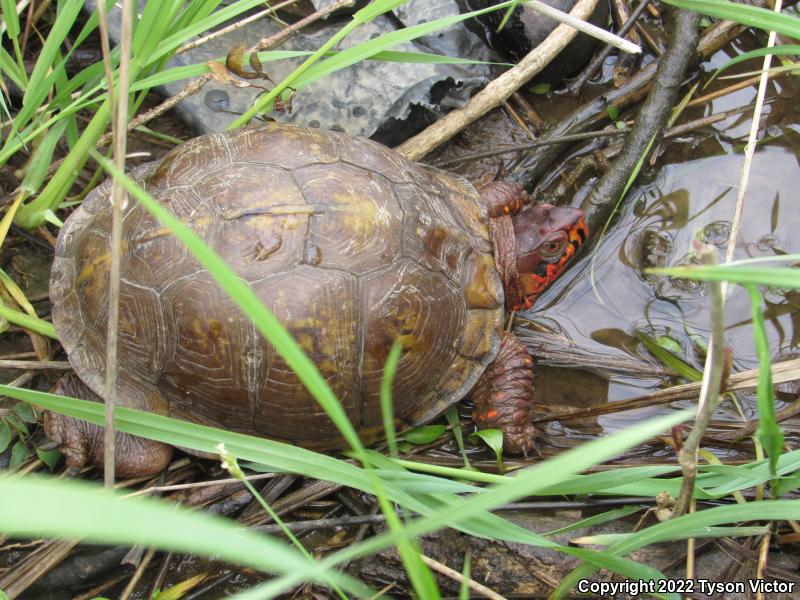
[
  {"x1": 294, "y1": 162, "x2": 402, "y2": 275},
  {"x1": 50, "y1": 123, "x2": 504, "y2": 450}
]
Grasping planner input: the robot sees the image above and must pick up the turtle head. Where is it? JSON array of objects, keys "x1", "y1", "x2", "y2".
[{"x1": 511, "y1": 204, "x2": 588, "y2": 309}]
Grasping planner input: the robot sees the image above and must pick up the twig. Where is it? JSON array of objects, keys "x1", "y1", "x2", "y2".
[
  {"x1": 419, "y1": 554, "x2": 507, "y2": 600},
  {"x1": 97, "y1": 0, "x2": 135, "y2": 489},
  {"x1": 513, "y1": 17, "x2": 744, "y2": 188},
  {"x1": 566, "y1": 0, "x2": 651, "y2": 95},
  {"x1": 124, "y1": 472, "x2": 279, "y2": 497},
  {"x1": 119, "y1": 547, "x2": 156, "y2": 600},
  {"x1": 725, "y1": 0, "x2": 782, "y2": 271},
  {"x1": 72, "y1": 574, "x2": 130, "y2": 600},
  {"x1": 395, "y1": 0, "x2": 602, "y2": 161},
  {"x1": 536, "y1": 357, "x2": 800, "y2": 423},
  {"x1": 687, "y1": 73, "x2": 770, "y2": 108},
  {"x1": 432, "y1": 130, "x2": 626, "y2": 168},
  {"x1": 579, "y1": 8, "x2": 700, "y2": 231},
  {"x1": 255, "y1": 512, "x2": 390, "y2": 534},
  {"x1": 0, "y1": 359, "x2": 71, "y2": 370},
  {"x1": 755, "y1": 532, "x2": 771, "y2": 600},
  {"x1": 674, "y1": 246, "x2": 727, "y2": 518},
  {"x1": 177, "y1": 0, "x2": 301, "y2": 54}
]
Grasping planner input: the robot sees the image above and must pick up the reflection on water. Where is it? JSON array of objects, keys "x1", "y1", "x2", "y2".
[{"x1": 521, "y1": 148, "x2": 800, "y2": 434}]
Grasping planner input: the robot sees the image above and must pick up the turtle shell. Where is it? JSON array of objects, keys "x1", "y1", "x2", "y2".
[{"x1": 50, "y1": 123, "x2": 504, "y2": 450}]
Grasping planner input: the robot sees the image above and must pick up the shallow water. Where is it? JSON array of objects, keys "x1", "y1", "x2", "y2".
[{"x1": 522, "y1": 111, "x2": 800, "y2": 435}]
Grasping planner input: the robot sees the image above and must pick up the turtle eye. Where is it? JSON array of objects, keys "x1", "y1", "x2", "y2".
[{"x1": 539, "y1": 232, "x2": 568, "y2": 259}]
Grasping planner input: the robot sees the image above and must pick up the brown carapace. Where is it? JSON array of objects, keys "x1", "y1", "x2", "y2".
[{"x1": 46, "y1": 123, "x2": 587, "y2": 477}]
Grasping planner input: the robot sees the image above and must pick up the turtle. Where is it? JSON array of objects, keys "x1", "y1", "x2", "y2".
[{"x1": 44, "y1": 123, "x2": 588, "y2": 478}]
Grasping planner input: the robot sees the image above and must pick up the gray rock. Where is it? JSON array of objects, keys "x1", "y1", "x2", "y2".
[{"x1": 88, "y1": 0, "x2": 493, "y2": 142}]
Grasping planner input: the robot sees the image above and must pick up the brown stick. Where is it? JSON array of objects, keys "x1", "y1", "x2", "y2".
[
  {"x1": 420, "y1": 554, "x2": 507, "y2": 600},
  {"x1": 536, "y1": 358, "x2": 800, "y2": 423},
  {"x1": 395, "y1": 0, "x2": 601, "y2": 161},
  {"x1": 674, "y1": 246, "x2": 727, "y2": 518}
]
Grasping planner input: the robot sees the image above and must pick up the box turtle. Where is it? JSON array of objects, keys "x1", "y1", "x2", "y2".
[{"x1": 45, "y1": 123, "x2": 588, "y2": 477}]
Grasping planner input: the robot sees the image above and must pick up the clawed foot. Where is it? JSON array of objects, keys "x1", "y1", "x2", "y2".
[
  {"x1": 471, "y1": 331, "x2": 541, "y2": 457},
  {"x1": 44, "y1": 374, "x2": 174, "y2": 479}
]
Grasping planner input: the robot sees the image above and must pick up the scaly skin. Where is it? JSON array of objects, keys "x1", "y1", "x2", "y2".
[
  {"x1": 44, "y1": 374, "x2": 173, "y2": 478},
  {"x1": 477, "y1": 181, "x2": 587, "y2": 455}
]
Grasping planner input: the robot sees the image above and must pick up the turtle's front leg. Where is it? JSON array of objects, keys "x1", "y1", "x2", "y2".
[
  {"x1": 44, "y1": 373, "x2": 173, "y2": 478},
  {"x1": 471, "y1": 331, "x2": 538, "y2": 455}
]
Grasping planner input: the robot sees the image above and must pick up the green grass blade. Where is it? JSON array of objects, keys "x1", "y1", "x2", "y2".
[
  {"x1": 660, "y1": 0, "x2": 800, "y2": 39},
  {"x1": 0, "y1": 475, "x2": 369, "y2": 595},
  {"x1": 149, "y1": 0, "x2": 268, "y2": 64},
  {"x1": 250, "y1": 411, "x2": 692, "y2": 597},
  {"x1": 0, "y1": 46, "x2": 27, "y2": 89},
  {"x1": 380, "y1": 340, "x2": 403, "y2": 459},
  {"x1": 21, "y1": 0, "x2": 84, "y2": 110},
  {"x1": 21, "y1": 121, "x2": 69, "y2": 195},
  {"x1": 707, "y1": 44, "x2": 800, "y2": 86},
  {"x1": 647, "y1": 265, "x2": 800, "y2": 288},
  {"x1": 745, "y1": 284, "x2": 784, "y2": 478},
  {"x1": 0, "y1": 0, "x2": 24, "y2": 76},
  {"x1": 0, "y1": 302, "x2": 57, "y2": 338},
  {"x1": 575, "y1": 525, "x2": 769, "y2": 546},
  {"x1": 556, "y1": 500, "x2": 800, "y2": 596},
  {"x1": 133, "y1": 0, "x2": 182, "y2": 60},
  {"x1": 636, "y1": 330, "x2": 702, "y2": 381},
  {"x1": 543, "y1": 506, "x2": 642, "y2": 536},
  {"x1": 291, "y1": 0, "x2": 524, "y2": 91}
]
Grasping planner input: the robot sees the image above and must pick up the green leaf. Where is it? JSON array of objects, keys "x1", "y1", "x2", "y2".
[
  {"x1": 636, "y1": 331, "x2": 702, "y2": 381},
  {"x1": 607, "y1": 105, "x2": 620, "y2": 121},
  {"x1": 5, "y1": 413, "x2": 28, "y2": 438},
  {"x1": 530, "y1": 82, "x2": 551, "y2": 94},
  {"x1": 469, "y1": 429, "x2": 504, "y2": 472},
  {"x1": 445, "y1": 406, "x2": 471, "y2": 469},
  {"x1": 12, "y1": 402, "x2": 36, "y2": 423},
  {"x1": 0, "y1": 420, "x2": 12, "y2": 453},
  {"x1": 655, "y1": 335, "x2": 682, "y2": 355},
  {"x1": 403, "y1": 425, "x2": 447, "y2": 445},
  {"x1": 10, "y1": 440, "x2": 29, "y2": 470},
  {"x1": 36, "y1": 447, "x2": 63, "y2": 472},
  {"x1": 397, "y1": 440, "x2": 413, "y2": 453}
]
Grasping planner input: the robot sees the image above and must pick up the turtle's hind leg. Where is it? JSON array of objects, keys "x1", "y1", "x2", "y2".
[
  {"x1": 470, "y1": 331, "x2": 539, "y2": 456},
  {"x1": 44, "y1": 373, "x2": 173, "y2": 478}
]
